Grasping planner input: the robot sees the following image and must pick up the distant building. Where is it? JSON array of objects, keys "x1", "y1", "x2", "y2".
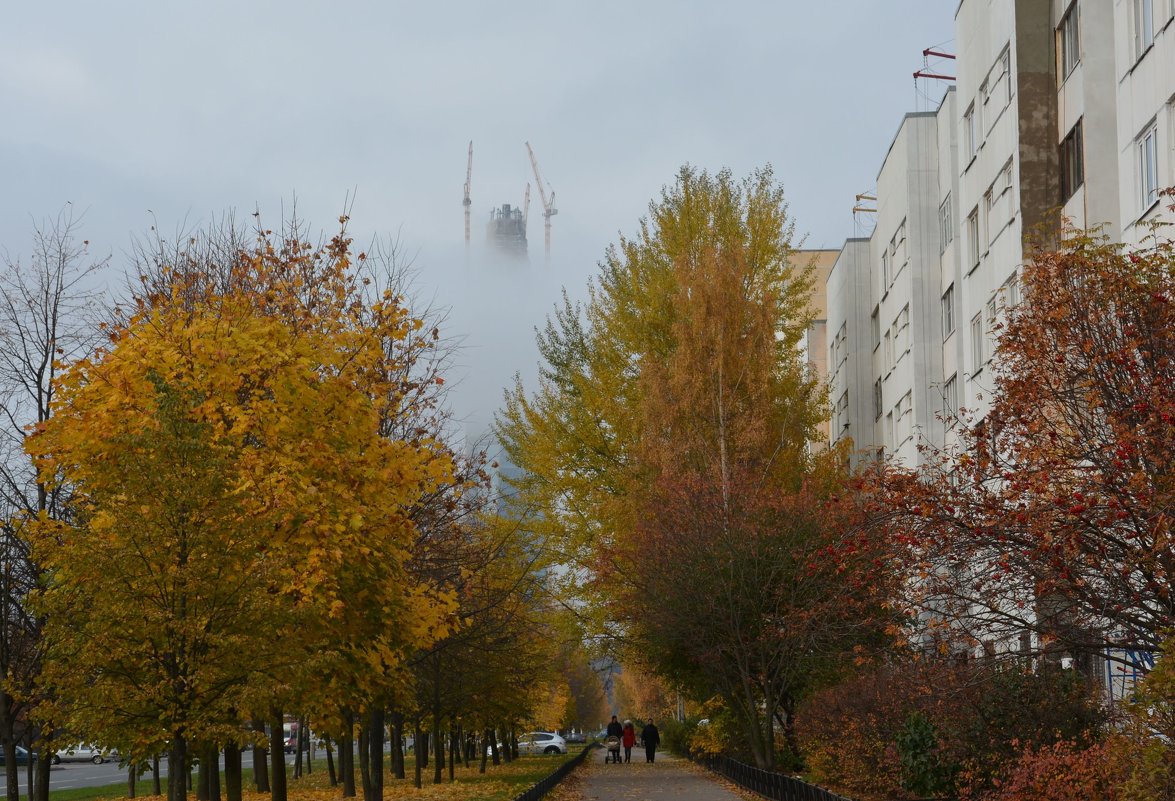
[
  {"x1": 796, "y1": 248, "x2": 838, "y2": 453},
  {"x1": 487, "y1": 203, "x2": 527, "y2": 258}
]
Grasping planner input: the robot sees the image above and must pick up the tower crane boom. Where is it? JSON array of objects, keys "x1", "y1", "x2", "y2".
[
  {"x1": 525, "y1": 141, "x2": 557, "y2": 261},
  {"x1": 463, "y1": 141, "x2": 473, "y2": 247}
]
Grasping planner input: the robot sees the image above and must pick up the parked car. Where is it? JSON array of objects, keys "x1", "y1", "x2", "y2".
[
  {"x1": 564, "y1": 731, "x2": 587, "y2": 744},
  {"x1": 0, "y1": 746, "x2": 33, "y2": 765},
  {"x1": 54, "y1": 744, "x2": 115, "y2": 764},
  {"x1": 517, "y1": 732, "x2": 566, "y2": 755}
]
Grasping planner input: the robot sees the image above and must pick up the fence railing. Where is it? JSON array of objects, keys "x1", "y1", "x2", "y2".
[
  {"x1": 700, "y1": 755, "x2": 856, "y2": 801},
  {"x1": 510, "y1": 743, "x2": 598, "y2": 801}
]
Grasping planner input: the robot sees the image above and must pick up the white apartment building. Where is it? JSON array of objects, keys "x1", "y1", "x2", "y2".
[
  {"x1": 954, "y1": 0, "x2": 1060, "y2": 422},
  {"x1": 1113, "y1": 0, "x2": 1175, "y2": 246},
  {"x1": 826, "y1": 0, "x2": 1175, "y2": 462},
  {"x1": 827, "y1": 106, "x2": 953, "y2": 468}
]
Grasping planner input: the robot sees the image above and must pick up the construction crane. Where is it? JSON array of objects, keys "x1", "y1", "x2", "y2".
[
  {"x1": 525, "y1": 141, "x2": 557, "y2": 261},
  {"x1": 523, "y1": 183, "x2": 531, "y2": 230},
  {"x1": 463, "y1": 141, "x2": 473, "y2": 247}
]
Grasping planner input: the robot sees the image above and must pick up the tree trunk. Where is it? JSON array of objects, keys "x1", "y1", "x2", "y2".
[
  {"x1": 365, "y1": 708, "x2": 384, "y2": 801},
  {"x1": 251, "y1": 720, "x2": 269, "y2": 793},
  {"x1": 448, "y1": 720, "x2": 456, "y2": 781},
  {"x1": 390, "y1": 712, "x2": 405, "y2": 780},
  {"x1": 153, "y1": 756, "x2": 162, "y2": 796},
  {"x1": 197, "y1": 748, "x2": 209, "y2": 801},
  {"x1": 208, "y1": 746, "x2": 221, "y2": 801},
  {"x1": 357, "y1": 718, "x2": 370, "y2": 801},
  {"x1": 128, "y1": 766, "x2": 137, "y2": 799},
  {"x1": 1, "y1": 690, "x2": 19, "y2": 801},
  {"x1": 419, "y1": 732, "x2": 428, "y2": 770},
  {"x1": 325, "y1": 737, "x2": 337, "y2": 787},
  {"x1": 269, "y1": 713, "x2": 287, "y2": 801},
  {"x1": 412, "y1": 720, "x2": 422, "y2": 790},
  {"x1": 32, "y1": 743, "x2": 49, "y2": 801},
  {"x1": 224, "y1": 744, "x2": 242, "y2": 801},
  {"x1": 167, "y1": 735, "x2": 188, "y2": 801},
  {"x1": 479, "y1": 729, "x2": 490, "y2": 774},
  {"x1": 432, "y1": 710, "x2": 443, "y2": 785},
  {"x1": 489, "y1": 729, "x2": 500, "y2": 767},
  {"x1": 303, "y1": 723, "x2": 312, "y2": 775},
  {"x1": 293, "y1": 724, "x2": 303, "y2": 780},
  {"x1": 340, "y1": 711, "x2": 356, "y2": 799},
  {"x1": 23, "y1": 739, "x2": 31, "y2": 801}
]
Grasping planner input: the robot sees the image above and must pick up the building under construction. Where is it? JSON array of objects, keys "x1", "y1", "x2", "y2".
[
  {"x1": 465, "y1": 140, "x2": 557, "y2": 262},
  {"x1": 486, "y1": 203, "x2": 527, "y2": 257}
]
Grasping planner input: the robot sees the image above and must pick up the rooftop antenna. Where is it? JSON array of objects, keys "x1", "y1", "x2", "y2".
[
  {"x1": 914, "y1": 47, "x2": 956, "y2": 82},
  {"x1": 853, "y1": 192, "x2": 877, "y2": 239},
  {"x1": 525, "y1": 141, "x2": 557, "y2": 263}
]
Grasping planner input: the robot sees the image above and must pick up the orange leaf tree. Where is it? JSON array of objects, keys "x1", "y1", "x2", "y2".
[{"x1": 886, "y1": 223, "x2": 1175, "y2": 665}]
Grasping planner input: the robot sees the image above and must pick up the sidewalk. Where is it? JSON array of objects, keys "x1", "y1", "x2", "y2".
[{"x1": 574, "y1": 749, "x2": 745, "y2": 801}]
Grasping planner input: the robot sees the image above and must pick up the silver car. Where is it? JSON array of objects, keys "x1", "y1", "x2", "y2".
[
  {"x1": 518, "y1": 732, "x2": 567, "y2": 755},
  {"x1": 54, "y1": 744, "x2": 115, "y2": 764}
]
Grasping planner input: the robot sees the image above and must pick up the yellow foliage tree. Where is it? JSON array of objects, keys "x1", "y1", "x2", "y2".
[{"x1": 26, "y1": 231, "x2": 455, "y2": 801}]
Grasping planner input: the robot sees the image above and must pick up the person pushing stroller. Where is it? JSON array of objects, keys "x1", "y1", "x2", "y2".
[{"x1": 604, "y1": 715, "x2": 623, "y2": 764}]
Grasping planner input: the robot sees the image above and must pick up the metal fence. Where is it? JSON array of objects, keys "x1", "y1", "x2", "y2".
[
  {"x1": 701, "y1": 755, "x2": 856, "y2": 801},
  {"x1": 510, "y1": 743, "x2": 598, "y2": 801}
]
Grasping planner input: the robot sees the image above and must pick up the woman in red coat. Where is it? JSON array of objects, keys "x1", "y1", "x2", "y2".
[{"x1": 621, "y1": 720, "x2": 636, "y2": 763}]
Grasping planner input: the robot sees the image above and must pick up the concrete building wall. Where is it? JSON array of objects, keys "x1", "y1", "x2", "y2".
[
  {"x1": 826, "y1": 239, "x2": 875, "y2": 465},
  {"x1": 872, "y1": 112, "x2": 945, "y2": 468},
  {"x1": 936, "y1": 87, "x2": 966, "y2": 450}
]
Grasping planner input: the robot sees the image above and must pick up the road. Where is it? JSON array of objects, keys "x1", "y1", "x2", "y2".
[{"x1": 9, "y1": 750, "x2": 307, "y2": 793}]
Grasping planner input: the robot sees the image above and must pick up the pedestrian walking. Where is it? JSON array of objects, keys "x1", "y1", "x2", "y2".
[
  {"x1": 605, "y1": 715, "x2": 623, "y2": 764},
  {"x1": 622, "y1": 720, "x2": 636, "y2": 763},
  {"x1": 640, "y1": 719, "x2": 660, "y2": 763}
]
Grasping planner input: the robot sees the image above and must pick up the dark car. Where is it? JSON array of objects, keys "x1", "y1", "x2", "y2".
[{"x1": 0, "y1": 746, "x2": 34, "y2": 765}]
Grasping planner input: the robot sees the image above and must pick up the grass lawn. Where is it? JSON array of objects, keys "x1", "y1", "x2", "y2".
[{"x1": 48, "y1": 751, "x2": 581, "y2": 801}]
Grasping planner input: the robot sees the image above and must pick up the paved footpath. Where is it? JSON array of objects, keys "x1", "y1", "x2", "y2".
[{"x1": 575, "y1": 749, "x2": 745, "y2": 801}]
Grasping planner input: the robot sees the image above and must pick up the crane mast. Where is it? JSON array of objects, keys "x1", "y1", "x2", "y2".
[
  {"x1": 523, "y1": 183, "x2": 531, "y2": 229},
  {"x1": 463, "y1": 141, "x2": 473, "y2": 247},
  {"x1": 525, "y1": 141, "x2": 557, "y2": 261}
]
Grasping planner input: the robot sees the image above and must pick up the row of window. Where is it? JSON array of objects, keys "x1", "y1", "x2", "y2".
[
  {"x1": 1059, "y1": 0, "x2": 1175, "y2": 81},
  {"x1": 881, "y1": 219, "x2": 908, "y2": 293},
  {"x1": 964, "y1": 46, "x2": 1012, "y2": 163}
]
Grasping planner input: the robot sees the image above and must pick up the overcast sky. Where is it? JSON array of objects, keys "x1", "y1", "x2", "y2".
[{"x1": 1, "y1": 1, "x2": 954, "y2": 439}]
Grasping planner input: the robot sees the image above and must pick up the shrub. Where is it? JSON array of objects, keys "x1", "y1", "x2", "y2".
[
  {"x1": 981, "y1": 738, "x2": 1125, "y2": 801},
  {"x1": 896, "y1": 711, "x2": 955, "y2": 798}
]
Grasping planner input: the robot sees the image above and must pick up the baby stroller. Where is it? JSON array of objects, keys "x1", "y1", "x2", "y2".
[{"x1": 604, "y1": 735, "x2": 622, "y2": 763}]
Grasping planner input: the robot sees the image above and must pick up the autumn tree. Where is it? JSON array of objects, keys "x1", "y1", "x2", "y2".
[
  {"x1": 886, "y1": 221, "x2": 1175, "y2": 663},
  {"x1": 497, "y1": 166, "x2": 810, "y2": 624},
  {"x1": 499, "y1": 166, "x2": 901, "y2": 769},
  {"x1": 27, "y1": 223, "x2": 455, "y2": 801},
  {"x1": 0, "y1": 209, "x2": 107, "y2": 801}
]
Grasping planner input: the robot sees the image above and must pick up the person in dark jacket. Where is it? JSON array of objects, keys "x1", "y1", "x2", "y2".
[
  {"x1": 640, "y1": 719, "x2": 660, "y2": 763},
  {"x1": 605, "y1": 715, "x2": 623, "y2": 764}
]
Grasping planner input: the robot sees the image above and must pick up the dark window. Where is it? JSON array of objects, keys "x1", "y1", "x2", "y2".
[{"x1": 1060, "y1": 119, "x2": 1084, "y2": 202}]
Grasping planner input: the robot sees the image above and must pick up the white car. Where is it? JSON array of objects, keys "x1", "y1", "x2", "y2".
[
  {"x1": 518, "y1": 732, "x2": 567, "y2": 755},
  {"x1": 485, "y1": 731, "x2": 568, "y2": 756},
  {"x1": 54, "y1": 744, "x2": 115, "y2": 764}
]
